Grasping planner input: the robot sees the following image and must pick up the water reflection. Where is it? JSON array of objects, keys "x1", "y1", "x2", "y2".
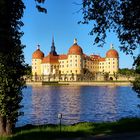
[{"x1": 16, "y1": 85, "x2": 140, "y2": 127}]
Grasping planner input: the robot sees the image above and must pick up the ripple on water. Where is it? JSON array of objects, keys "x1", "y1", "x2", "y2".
[{"x1": 16, "y1": 85, "x2": 140, "y2": 127}]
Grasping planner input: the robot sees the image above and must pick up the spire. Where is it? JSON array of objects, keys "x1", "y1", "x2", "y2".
[
  {"x1": 37, "y1": 44, "x2": 40, "y2": 50},
  {"x1": 52, "y1": 36, "x2": 55, "y2": 46},
  {"x1": 110, "y1": 43, "x2": 114, "y2": 49},
  {"x1": 74, "y1": 38, "x2": 77, "y2": 44},
  {"x1": 50, "y1": 36, "x2": 57, "y2": 55}
]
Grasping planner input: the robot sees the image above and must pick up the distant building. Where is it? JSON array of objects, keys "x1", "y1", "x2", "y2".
[{"x1": 32, "y1": 38, "x2": 119, "y2": 81}]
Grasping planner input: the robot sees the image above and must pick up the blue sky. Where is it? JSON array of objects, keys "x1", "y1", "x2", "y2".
[{"x1": 22, "y1": 0, "x2": 139, "y2": 68}]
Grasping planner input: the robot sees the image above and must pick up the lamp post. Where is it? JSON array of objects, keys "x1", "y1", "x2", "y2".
[{"x1": 58, "y1": 113, "x2": 62, "y2": 132}]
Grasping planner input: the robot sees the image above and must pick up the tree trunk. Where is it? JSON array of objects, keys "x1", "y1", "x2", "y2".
[
  {"x1": 6, "y1": 119, "x2": 12, "y2": 135},
  {"x1": 0, "y1": 115, "x2": 6, "y2": 136}
]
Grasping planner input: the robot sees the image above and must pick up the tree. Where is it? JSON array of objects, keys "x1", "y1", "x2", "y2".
[
  {"x1": 81, "y1": 0, "x2": 140, "y2": 94},
  {"x1": 133, "y1": 55, "x2": 140, "y2": 74},
  {"x1": 113, "y1": 72, "x2": 119, "y2": 81},
  {"x1": 104, "y1": 72, "x2": 109, "y2": 81},
  {"x1": 132, "y1": 56, "x2": 140, "y2": 95},
  {"x1": 81, "y1": 0, "x2": 139, "y2": 54},
  {"x1": 0, "y1": 0, "x2": 47, "y2": 136},
  {"x1": 0, "y1": 0, "x2": 27, "y2": 135},
  {"x1": 118, "y1": 68, "x2": 136, "y2": 80}
]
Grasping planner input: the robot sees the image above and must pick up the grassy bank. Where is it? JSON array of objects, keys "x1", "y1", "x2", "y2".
[{"x1": 1, "y1": 118, "x2": 140, "y2": 140}]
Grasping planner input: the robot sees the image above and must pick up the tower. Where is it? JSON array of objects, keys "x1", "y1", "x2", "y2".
[
  {"x1": 105, "y1": 44, "x2": 119, "y2": 74},
  {"x1": 50, "y1": 36, "x2": 57, "y2": 55},
  {"x1": 32, "y1": 44, "x2": 44, "y2": 76}
]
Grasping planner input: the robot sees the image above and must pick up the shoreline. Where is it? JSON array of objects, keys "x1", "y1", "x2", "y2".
[{"x1": 26, "y1": 81, "x2": 132, "y2": 86}]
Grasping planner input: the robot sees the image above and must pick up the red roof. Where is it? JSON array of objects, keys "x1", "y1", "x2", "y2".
[
  {"x1": 32, "y1": 49, "x2": 44, "y2": 59},
  {"x1": 106, "y1": 49, "x2": 119, "y2": 58},
  {"x1": 99, "y1": 58, "x2": 105, "y2": 61},
  {"x1": 68, "y1": 43, "x2": 83, "y2": 55},
  {"x1": 83, "y1": 54, "x2": 91, "y2": 60},
  {"x1": 42, "y1": 54, "x2": 58, "y2": 64},
  {"x1": 59, "y1": 54, "x2": 68, "y2": 60},
  {"x1": 90, "y1": 54, "x2": 100, "y2": 59}
]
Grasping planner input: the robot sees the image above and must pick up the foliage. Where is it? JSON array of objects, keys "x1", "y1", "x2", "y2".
[
  {"x1": 113, "y1": 72, "x2": 119, "y2": 81},
  {"x1": 118, "y1": 68, "x2": 135, "y2": 76},
  {"x1": 81, "y1": 0, "x2": 140, "y2": 95},
  {"x1": 132, "y1": 77, "x2": 140, "y2": 95},
  {"x1": 133, "y1": 55, "x2": 140, "y2": 74},
  {"x1": 35, "y1": 0, "x2": 47, "y2": 13},
  {"x1": 0, "y1": 0, "x2": 26, "y2": 135},
  {"x1": 25, "y1": 65, "x2": 32, "y2": 76},
  {"x1": 104, "y1": 72, "x2": 109, "y2": 81},
  {"x1": 81, "y1": 0, "x2": 140, "y2": 54},
  {"x1": 132, "y1": 56, "x2": 140, "y2": 95}
]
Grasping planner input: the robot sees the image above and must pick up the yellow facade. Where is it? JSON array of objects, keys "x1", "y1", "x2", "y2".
[
  {"x1": 32, "y1": 39, "x2": 119, "y2": 81},
  {"x1": 32, "y1": 59, "x2": 42, "y2": 75}
]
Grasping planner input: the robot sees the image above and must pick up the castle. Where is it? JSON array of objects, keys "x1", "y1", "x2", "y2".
[{"x1": 32, "y1": 38, "x2": 119, "y2": 81}]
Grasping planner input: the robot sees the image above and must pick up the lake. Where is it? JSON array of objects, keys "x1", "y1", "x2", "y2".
[{"x1": 16, "y1": 85, "x2": 140, "y2": 127}]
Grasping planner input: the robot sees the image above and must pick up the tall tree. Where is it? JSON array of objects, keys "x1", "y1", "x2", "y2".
[
  {"x1": 81, "y1": 0, "x2": 140, "y2": 94},
  {"x1": 0, "y1": 0, "x2": 26, "y2": 135},
  {"x1": 81, "y1": 0, "x2": 140, "y2": 54},
  {"x1": 0, "y1": 0, "x2": 47, "y2": 136}
]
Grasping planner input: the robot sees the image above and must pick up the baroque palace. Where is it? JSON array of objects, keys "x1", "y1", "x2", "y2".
[{"x1": 32, "y1": 38, "x2": 119, "y2": 81}]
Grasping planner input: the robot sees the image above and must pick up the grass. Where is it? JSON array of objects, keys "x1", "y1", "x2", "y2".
[{"x1": 1, "y1": 118, "x2": 140, "y2": 140}]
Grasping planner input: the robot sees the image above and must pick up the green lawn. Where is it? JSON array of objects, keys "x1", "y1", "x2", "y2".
[{"x1": 1, "y1": 118, "x2": 140, "y2": 140}]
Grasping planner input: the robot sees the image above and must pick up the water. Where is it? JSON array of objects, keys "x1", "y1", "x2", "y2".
[{"x1": 16, "y1": 85, "x2": 140, "y2": 127}]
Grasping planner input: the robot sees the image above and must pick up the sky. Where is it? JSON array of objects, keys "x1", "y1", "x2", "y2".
[{"x1": 22, "y1": 0, "x2": 139, "y2": 68}]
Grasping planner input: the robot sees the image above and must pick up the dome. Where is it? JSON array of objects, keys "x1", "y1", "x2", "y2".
[
  {"x1": 68, "y1": 39, "x2": 83, "y2": 55},
  {"x1": 32, "y1": 48, "x2": 44, "y2": 59},
  {"x1": 42, "y1": 54, "x2": 58, "y2": 64},
  {"x1": 106, "y1": 49, "x2": 119, "y2": 58}
]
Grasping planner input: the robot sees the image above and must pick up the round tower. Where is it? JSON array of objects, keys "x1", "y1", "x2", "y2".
[
  {"x1": 32, "y1": 45, "x2": 44, "y2": 76},
  {"x1": 105, "y1": 44, "x2": 119, "y2": 74},
  {"x1": 67, "y1": 38, "x2": 83, "y2": 75}
]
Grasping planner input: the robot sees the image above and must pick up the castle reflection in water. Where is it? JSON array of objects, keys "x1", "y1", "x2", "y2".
[{"x1": 16, "y1": 85, "x2": 140, "y2": 127}]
